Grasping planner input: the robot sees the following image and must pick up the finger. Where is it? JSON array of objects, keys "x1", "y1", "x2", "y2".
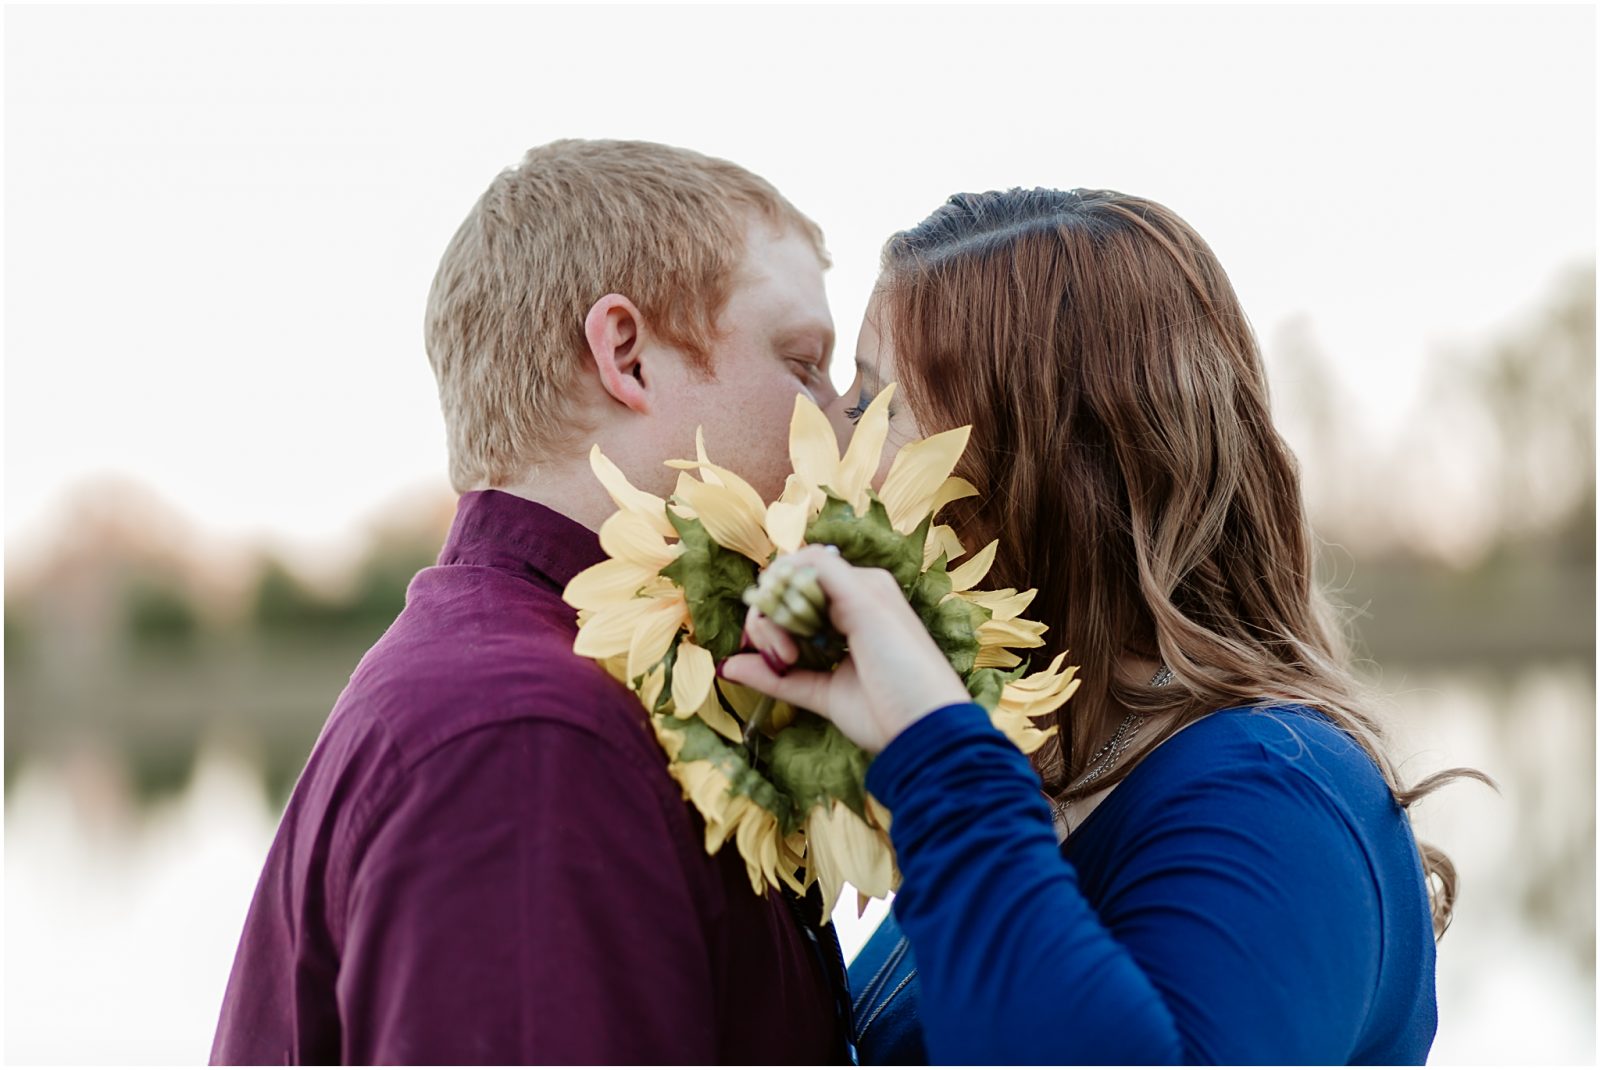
[
  {"x1": 719, "y1": 653, "x2": 833, "y2": 715},
  {"x1": 745, "y1": 610, "x2": 799, "y2": 664},
  {"x1": 771, "y1": 546, "x2": 904, "y2": 635}
]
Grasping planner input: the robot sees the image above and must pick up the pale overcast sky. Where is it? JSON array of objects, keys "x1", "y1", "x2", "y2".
[{"x1": 6, "y1": 4, "x2": 1594, "y2": 557}]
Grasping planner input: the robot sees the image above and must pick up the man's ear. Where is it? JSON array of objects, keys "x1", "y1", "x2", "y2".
[{"x1": 584, "y1": 294, "x2": 651, "y2": 415}]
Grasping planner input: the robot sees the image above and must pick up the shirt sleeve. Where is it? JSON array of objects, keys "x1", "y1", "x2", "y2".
[
  {"x1": 335, "y1": 718, "x2": 722, "y2": 1064},
  {"x1": 864, "y1": 702, "x2": 1383, "y2": 1065}
]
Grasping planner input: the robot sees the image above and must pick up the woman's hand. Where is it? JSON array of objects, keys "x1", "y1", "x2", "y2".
[{"x1": 720, "y1": 545, "x2": 972, "y2": 753}]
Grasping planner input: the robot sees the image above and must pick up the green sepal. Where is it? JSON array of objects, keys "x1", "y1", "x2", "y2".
[
  {"x1": 906, "y1": 557, "x2": 988, "y2": 677},
  {"x1": 661, "y1": 508, "x2": 758, "y2": 661},
  {"x1": 640, "y1": 638, "x2": 679, "y2": 714},
  {"x1": 908, "y1": 553, "x2": 953, "y2": 615},
  {"x1": 765, "y1": 710, "x2": 872, "y2": 819},
  {"x1": 804, "y1": 492, "x2": 925, "y2": 591},
  {"x1": 661, "y1": 712, "x2": 798, "y2": 832},
  {"x1": 964, "y1": 660, "x2": 1031, "y2": 711}
]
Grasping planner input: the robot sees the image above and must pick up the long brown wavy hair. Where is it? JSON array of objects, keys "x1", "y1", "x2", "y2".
[{"x1": 877, "y1": 187, "x2": 1490, "y2": 938}]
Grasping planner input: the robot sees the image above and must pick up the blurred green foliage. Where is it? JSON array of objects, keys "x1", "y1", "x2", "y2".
[
  {"x1": 5, "y1": 529, "x2": 441, "y2": 806},
  {"x1": 3, "y1": 265, "x2": 1593, "y2": 813},
  {"x1": 127, "y1": 576, "x2": 201, "y2": 647}
]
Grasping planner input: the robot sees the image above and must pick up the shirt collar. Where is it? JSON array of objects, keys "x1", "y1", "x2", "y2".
[{"x1": 436, "y1": 490, "x2": 603, "y2": 592}]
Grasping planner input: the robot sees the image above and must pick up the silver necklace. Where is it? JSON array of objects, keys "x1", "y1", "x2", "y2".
[
  {"x1": 1051, "y1": 664, "x2": 1174, "y2": 825},
  {"x1": 1074, "y1": 711, "x2": 1141, "y2": 789}
]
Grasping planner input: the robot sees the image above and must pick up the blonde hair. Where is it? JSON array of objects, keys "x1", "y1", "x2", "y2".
[
  {"x1": 880, "y1": 187, "x2": 1492, "y2": 938},
  {"x1": 425, "y1": 139, "x2": 828, "y2": 492}
]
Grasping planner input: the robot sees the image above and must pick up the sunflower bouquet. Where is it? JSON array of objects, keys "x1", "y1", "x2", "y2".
[{"x1": 562, "y1": 384, "x2": 1079, "y2": 921}]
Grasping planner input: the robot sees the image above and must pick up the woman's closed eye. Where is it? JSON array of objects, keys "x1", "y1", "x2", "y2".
[
  {"x1": 843, "y1": 386, "x2": 872, "y2": 423},
  {"x1": 843, "y1": 385, "x2": 893, "y2": 424}
]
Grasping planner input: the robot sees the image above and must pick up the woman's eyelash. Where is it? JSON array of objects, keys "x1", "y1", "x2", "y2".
[{"x1": 843, "y1": 388, "x2": 872, "y2": 424}]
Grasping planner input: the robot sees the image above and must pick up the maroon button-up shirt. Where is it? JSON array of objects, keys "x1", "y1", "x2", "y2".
[{"x1": 211, "y1": 490, "x2": 845, "y2": 1064}]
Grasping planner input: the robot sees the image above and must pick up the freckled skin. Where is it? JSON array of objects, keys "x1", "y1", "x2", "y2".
[{"x1": 641, "y1": 221, "x2": 840, "y2": 503}]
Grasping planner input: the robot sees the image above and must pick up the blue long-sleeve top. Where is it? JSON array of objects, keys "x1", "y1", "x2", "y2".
[{"x1": 852, "y1": 702, "x2": 1438, "y2": 1065}]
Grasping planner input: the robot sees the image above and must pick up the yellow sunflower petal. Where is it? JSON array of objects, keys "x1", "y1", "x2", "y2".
[
  {"x1": 932, "y1": 475, "x2": 981, "y2": 516},
  {"x1": 665, "y1": 429, "x2": 770, "y2": 523},
  {"x1": 776, "y1": 472, "x2": 813, "y2": 508},
  {"x1": 694, "y1": 688, "x2": 745, "y2": 742},
  {"x1": 947, "y1": 538, "x2": 998, "y2": 591},
  {"x1": 708, "y1": 795, "x2": 750, "y2": 856},
  {"x1": 671, "y1": 640, "x2": 715, "y2": 716},
  {"x1": 589, "y1": 446, "x2": 675, "y2": 537},
  {"x1": 701, "y1": 462, "x2": 769, "y2": 522},
  {"x1": 673, "y1": 475, "x2": 775, "y2": 563},
  {"x1": 958, "y1": 586, "x2": 1038, "y2": 621},
  {"x1": 639, "y1": 663, "x2": 667, "y2": 712},
  {"x1": 627, "y1": 594, "x2": 688, "y2": 681},
  {"x1": 652, "y1": 715, "x2": 687, "y2": 760},
  {"x1": 924, "y1": 524, "x2": 967, "y2": 568},
  {"x1": 736, "y1": 806, "x2": 785, "y2": 896},
  {"x1": 695, "y1": 427, "x2": 725, "y2": 487},
  {"x1": 669, "y1": 473, "x2": 701, "y2": 519},
  {"x1": 778, "y1": 833, "x2": 808, "y2": 896},
  {"x1": 789, "y1": 393, "x2": 842, "y2": 493},
  {"x1": 573, "y1": 596, "x2": 657, "y2": 660},
  {"x1": 599, "y1": 510, "x2": 681, "y2": 571},
  {"x1": 1000, "y1": 673, "x2": 1082, "y2": 720},
  {"x1": 714, "y1": 680, "x2": 797, "y2": 738},
  {"x1": 1010, "y1": 650, "x2": 1070, "y2": 684},
  {"x1": 717, "y1": 678, "x2": 766, "y2": 720},
  {"x1": 804, "y1": 804, "x2": 848, "y2": 923},
  {"x1": 990, "y1": 705, "x2": 1060, "y2": 755},
  {"x1": 975, "y1": 646, "x2": 1024, "y2": 669},
  {"x1": 597, "y1": 652, "x2": 630, "y2": 685},
  {"x1": 765, "y1": 700, "x2": 797, "y2": 735},
  {"x1": 672, "y1": 758, "x2": 736, "y2": 848},
  {"x1": 834, "y1": 382, "x2": 897, "y2": 514},
  {"x1": 879, "y1": 425, "x2": 973, "y2": 534},
  {"x1": 765, "y1": 499, "x2": 809, "y2": 554},
  {"x1": 977, "y1": 615, "x2": 1049, "y2": 650},
  {"x1": 563, "y1": 559, "x2": 658, "y2": 612},
  {"x1": 809, "y1": 800, "x2": 897, "y2": 915},
  {"x1": 865, "y1": 794, "x2": 893, "y2": 834}
]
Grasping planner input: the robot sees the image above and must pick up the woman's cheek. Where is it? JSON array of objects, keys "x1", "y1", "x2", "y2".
[{"x1": 872, "y1": 440, "x2": 904, "y2": 489}]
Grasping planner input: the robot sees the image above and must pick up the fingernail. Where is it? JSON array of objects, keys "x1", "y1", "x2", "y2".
[{"x1": 760, "y1": 649, "x2": 790, "y2": 677}]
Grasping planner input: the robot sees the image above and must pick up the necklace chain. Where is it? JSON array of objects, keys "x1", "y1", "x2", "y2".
[
  {"x1": 1075, "y1": 711, "x2": 1140, "y2": 788},
  {"x1": 1053, "y1": 664, "x2": 1175, "y2": 822}
]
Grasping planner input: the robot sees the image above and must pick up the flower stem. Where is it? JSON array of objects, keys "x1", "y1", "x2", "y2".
[{"x1": 743, "y1": 694, "x2": 777, "y2": 759}]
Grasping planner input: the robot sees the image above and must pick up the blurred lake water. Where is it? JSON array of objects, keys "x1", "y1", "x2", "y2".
[{"x1": 4, "y1": 662, "x2": 1592, "y2": 1064}]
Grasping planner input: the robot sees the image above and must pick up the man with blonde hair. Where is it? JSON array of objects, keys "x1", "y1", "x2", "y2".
[{"x1": 212, "y1": 140, "x2": 848, "y2": 1064}]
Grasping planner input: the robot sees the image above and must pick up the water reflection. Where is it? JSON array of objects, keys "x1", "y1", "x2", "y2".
[
  {"x1": 4, "y1": 666, "x2": 1593, "y2": 1064},
  {"x1": 1396, "y1": 665, "x2": 1595, "y2": 1064},
  {"x1": 6, "y1": 744, "x2": 277, "y2": 1064}
]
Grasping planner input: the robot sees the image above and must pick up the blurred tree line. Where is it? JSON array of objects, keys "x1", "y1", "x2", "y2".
[
  {"x1": 1272, "y1": 264, "x2": 1595, "y2": 668},
  {"x1": 4, "y1": 264, "x2": 1594, "y2": 807},
  {"x1": 4, "y1": 487, "x2": 455, "y2": 802}
]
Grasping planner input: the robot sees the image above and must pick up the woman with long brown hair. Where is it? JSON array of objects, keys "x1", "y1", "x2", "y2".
[{"x1": 722, "y1": 187, "x2": 1484, "y2": 1063}]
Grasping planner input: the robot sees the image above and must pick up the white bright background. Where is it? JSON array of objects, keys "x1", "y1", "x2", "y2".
[
  {"x1": 6, "y1": 4, "x2": 1594, "y2": 558},
  {"x1": 4, "y1": 4, "x2": 1595, "y2": 1065}
]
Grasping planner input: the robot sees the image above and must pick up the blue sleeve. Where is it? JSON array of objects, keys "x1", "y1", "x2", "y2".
[{"x1": 865, "y1": 703, "x2": 1382, "y2": 1065}]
